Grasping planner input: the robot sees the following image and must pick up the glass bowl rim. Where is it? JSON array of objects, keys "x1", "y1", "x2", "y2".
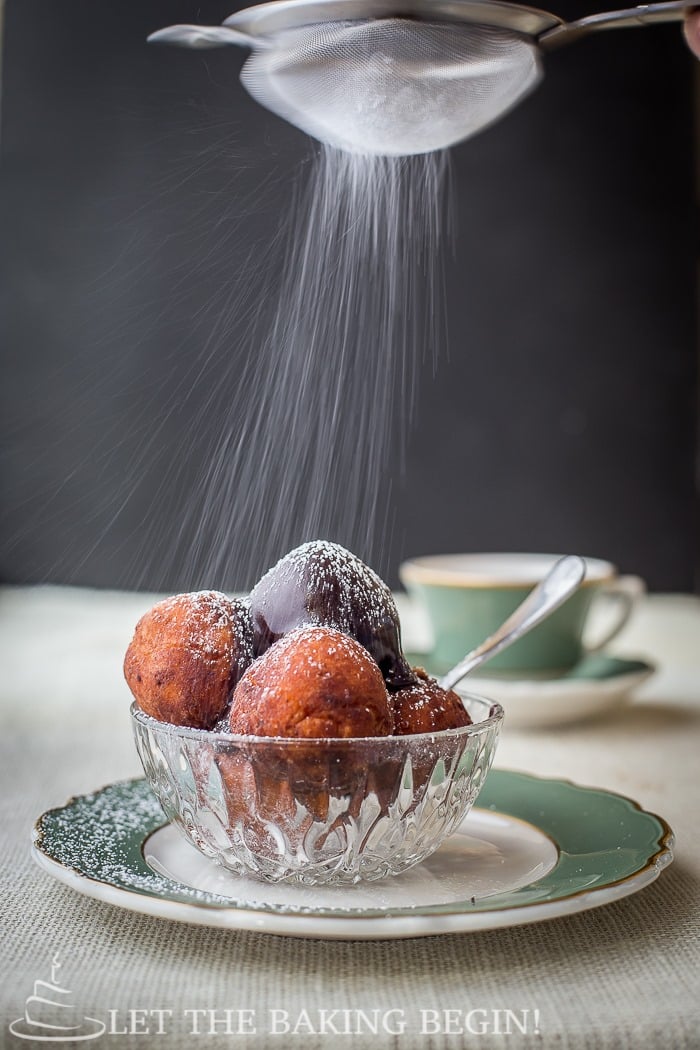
[{"x1": 130, "y1": 693, "x2": 503, "y2": 747}]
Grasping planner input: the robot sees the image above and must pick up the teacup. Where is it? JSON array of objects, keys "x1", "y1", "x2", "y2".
[{"x1": 399, "y1": 553, "x2": 645, "y2": 677}]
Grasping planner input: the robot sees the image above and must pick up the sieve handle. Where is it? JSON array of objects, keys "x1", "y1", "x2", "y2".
[
  {"x1": 541, "y1": 1, "x2": 696, "y2": 49},
  {"x1": 147, "y1": 24, "x2": 261, "y2": 50}
]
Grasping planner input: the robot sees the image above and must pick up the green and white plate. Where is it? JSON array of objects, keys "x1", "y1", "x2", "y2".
[
  {"x1": 32, "y1": 771, "x2": 673, "y2": 940},
  {"x1": 406, "y1": 652, "x2": 655, "y2": 729}
]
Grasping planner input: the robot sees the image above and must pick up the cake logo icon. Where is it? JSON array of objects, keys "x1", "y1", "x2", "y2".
[{"x1": 9, "y1": 955, "x2": 106, "y2": 1042}]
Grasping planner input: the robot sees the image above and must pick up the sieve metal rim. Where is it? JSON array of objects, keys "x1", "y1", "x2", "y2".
[
  {"x1": 223, "y1": 0, "x2": 563, "y2": 41},
  {"x1": 150, "y1": 0, "x2": 694, "y2": 153}
]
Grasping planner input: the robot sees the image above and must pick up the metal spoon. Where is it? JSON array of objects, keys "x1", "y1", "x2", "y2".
[{"x1": 439, "y1": 555, "x2": 586, "y2": 692}]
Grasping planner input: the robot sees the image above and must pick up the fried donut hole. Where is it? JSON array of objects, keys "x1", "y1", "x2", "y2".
[
  {"x1": 391, "y1": 667, "x2": 472, "y2": 735},
  {"x1": 228, "y1": 624, "x2": 392, "y2": 738},
  {"x1": 123, "y1": 590, "x2": 254, "y2": 729},
  {"x1": 222, "y1": 625, "x2": 392, "y2": 828}
]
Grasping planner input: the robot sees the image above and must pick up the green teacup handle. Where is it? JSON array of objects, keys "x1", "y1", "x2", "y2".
[
  {"x1": 583, "y1": 575, "x2": 646, "y2": 653},
  {"x1": 439, "y1": 555, "x2": 586, "y2": 692}
]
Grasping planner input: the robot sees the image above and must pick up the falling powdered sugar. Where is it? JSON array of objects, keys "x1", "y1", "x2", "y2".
[{"x1": 167, "y1": 146, "x2": 451, "y2": 591}]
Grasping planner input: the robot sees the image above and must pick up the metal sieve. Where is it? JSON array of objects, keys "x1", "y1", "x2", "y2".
[{"x1": 149, "y1": 0, "x2": 694, "y2": 155}]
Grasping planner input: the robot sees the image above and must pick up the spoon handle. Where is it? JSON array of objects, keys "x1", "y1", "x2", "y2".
[{"x1": 438, "y1": 555, "x2": 586, "y2": 693}]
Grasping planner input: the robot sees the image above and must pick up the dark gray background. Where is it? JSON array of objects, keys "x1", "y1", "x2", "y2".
[{"x1": 1, "y1": 0, "x2": 697, "y2": 593}]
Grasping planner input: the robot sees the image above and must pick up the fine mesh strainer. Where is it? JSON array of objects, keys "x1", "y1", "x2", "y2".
[{"x1": 149, "y1": 0, "x2": 694, "y2": 155}]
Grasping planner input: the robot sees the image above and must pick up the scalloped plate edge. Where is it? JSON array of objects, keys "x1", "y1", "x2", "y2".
[
  {"x1": 31, "y1": 772, "x2": 675, "y2": 940},
  {"x1": 32, "y1": 840, "x2": 673, "y2": 939}
]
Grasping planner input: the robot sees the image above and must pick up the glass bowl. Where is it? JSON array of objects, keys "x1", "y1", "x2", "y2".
[{"x1": 131, "y1": 693, "x2": 503, "y2": 885}]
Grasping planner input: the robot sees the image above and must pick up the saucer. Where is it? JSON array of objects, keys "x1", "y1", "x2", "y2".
[
  {"x1": 406, "y1": 652, "x2": 655, "y2": 729},
  {"x1": 32, "y1": 771, "x2": 673, "y2": 940}
]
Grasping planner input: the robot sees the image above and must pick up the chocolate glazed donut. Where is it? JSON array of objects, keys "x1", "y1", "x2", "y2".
[{"x1": 250, "y1": 541, "x2": 416, "y2": 691}]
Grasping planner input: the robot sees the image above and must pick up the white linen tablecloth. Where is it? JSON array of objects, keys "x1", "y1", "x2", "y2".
[{"x1": 1, "y1": 585, "x2": 699, "y2": 1049}]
